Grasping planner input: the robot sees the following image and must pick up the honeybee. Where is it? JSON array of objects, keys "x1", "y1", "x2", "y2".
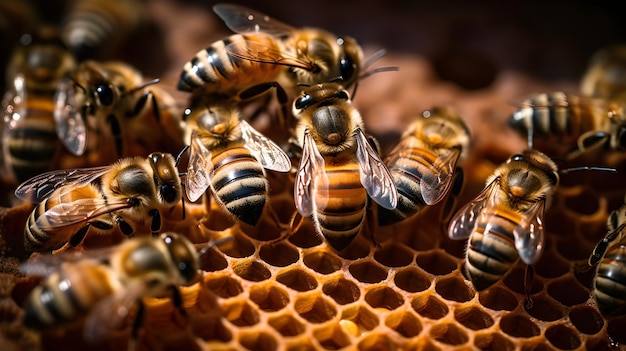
[
  {"x1": 580, "y1": 44, "x2": 626, "y2": 101},
  {"x1": 292, "y1": 82, "x2": 397, "y2": 250},
  {"x1": 448, "y1": 149, "x2": 559, "y2": 291},
  {"x1": 183, "y1": 97, "x2": 291, "y2": 226},
  {"x1": 377, "y1": 106, "x2": 470, "y2": 226},
  {"x1": 54, "y1": 59, "x2": 186, "y2": 167},
  {"x1": 61, "y1": 0, "x2": 145, "y2": 60},
  {"x1": 588, "y1": 203, "x2": 626, "y2": 315},
  {"x1": 177, "y1": 3, "x2": 364, "y2": 99},
  {"x1": 508, "y1": 91, "x2": 625, "y2": 160},
  {"x1": 15, "y1": 152, "x2": 184, "y2": 255},
  {"x1": 1, "y1": 29, "x2": 76, "y2": 183},
  {"x1": 22, "y1": 232, "x2": 227, "y2": 344}
]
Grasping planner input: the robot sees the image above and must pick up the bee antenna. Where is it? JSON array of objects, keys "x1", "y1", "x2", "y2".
[
  {"x1": 358, "y1": 66, "x2": 399, "y2": 81},
  {"x1": 174, "y1": 145, "x2": 190, "y2": 166},
  {"x1": 197, "y1": 236, "x2": 235, "y2": 267},
  {"x1": 296, "y1": 82, "x2": 311, "y2": 88},
  {"x1": 66, "y1": 75, "x2": 87, "y2": 94},
  {"x1": 364, "y1": 48, "x2": 388, "y2": 68},
  {"x1": 328, "y1": 75, "x2": 344, "y2": 83},
  {"x1": 123, "y1": 78, "x2": 160, "y2": 97},
  {"x1": 560, "y1": 166, "x2": 617, "y2": 174}
]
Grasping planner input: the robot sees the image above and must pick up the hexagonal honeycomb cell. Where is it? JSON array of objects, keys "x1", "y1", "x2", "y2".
[{"x1": 1, "y1": 2, "x2": 626, "y2": 351}]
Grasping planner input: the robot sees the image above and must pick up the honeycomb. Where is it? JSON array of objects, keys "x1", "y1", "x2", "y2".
[{"x1": 1, "y1": 1, "x2": 626, "y2": 351}]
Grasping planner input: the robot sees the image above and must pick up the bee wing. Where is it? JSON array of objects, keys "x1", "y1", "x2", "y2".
[
  {"x1": 185, "y1": 132, "x2": 213, "y2": 202},
  {"x1": 83, "y1": 279, "x2": 149, "y2": 342},
  {"x1": 239, "y1": 119, "x2": 291, "y2": 172},
  {"x1": 355, "y1": 129, "x2": 397, "y2": 210},
  {"x1": 513, "y1": 200, "x2": 546, "y2": 265},
  {"x1": 420, "y1": 148, "x2": 461, "y2": 205},
  {"x1": 35, "y1": 197, "x2": 133, "y2": 229},
  {"x1": 213, "y1": 3, "x2": 295, "y2": 36},
  {"x1": 53, "y1": 77, "x2": 87, "y2": 156},
  {"x1": 14, "y1": 166, "x2": 111, "y2": 203},
  {"x1": 21, "y1": 246, "x2": 117, "y2": 277},
  {"x1": 294, "y1": 130, "x2": 326, "y2": 216},
  {"x1": 224, "y1": 39, "x2": 318, "y2": 71},
  {"x1": 448, "y1": 178, "x2": 499, "y2": 240}
]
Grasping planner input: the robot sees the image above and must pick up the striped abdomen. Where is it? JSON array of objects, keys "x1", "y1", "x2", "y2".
[
  {"x1": 465, "y1": 206, "x2": 521, "y2": 290},
  {"x1": 594, "y1": 244, "x2": 626, "y2": 315},
  {"x1": 211, "y1": 146, "x2": 268, "y2": 226},
  {"x1": 509, "y1": 92, "x2": 601, "y2": 144},
  {"x1": 177, "y1": 33, "x2": 284, "y2": 93},
  {"x1": 314, "y1": 160, "x2": 367, "y2": 251},
  {"x1": 378, "y1": 148, "x2": 439, "y2": 225},
  {"x1": 23, "y1": 262, "x2": 117, "y2": 328},
  {"x1": 4, "y1": 94, "x2": 60, "y2": 183},
  {"x1": 24, "y1": 184, "x2": 106, "y2": 254}
]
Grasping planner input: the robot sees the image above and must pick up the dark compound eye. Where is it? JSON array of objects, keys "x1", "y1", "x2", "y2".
[
  {"x1": 95, "y1": 84, "x2": 114, "y2": 106},
  {"x1": 160, "y1": 184, "x2": 178, "y2": 203},
  {"x1": 338, "y1": 54, "x2": 355, "y2": 82},
  {"x1": 510, "y1": 154, "x2": 525, "y2": 162},
  {"x1": 295, "y1": 94, "x2": 313, "y2": 110},
  {"x1": 334, "y1": 90, "x2": 349, "y2": 101}
]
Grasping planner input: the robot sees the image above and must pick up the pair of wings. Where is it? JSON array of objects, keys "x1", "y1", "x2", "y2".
[
  {"x1": 185, "y1": 119, "x2": 291, "y2": 202},
  {"x1": 14, "y1": 165, "x2": 135, "y2": 230},
  {"x1": 448, "y1": 177, "x2": 546, "y2": 265},
  {"x1": 386, "y1": 140, "x2": 462, "y2": 207},
  {"x1": 294, "y1": 128, "x2": 398, "y2": 216},
  {"x1": 212, "y1": 4, "x2": 321, "y2": 74}
]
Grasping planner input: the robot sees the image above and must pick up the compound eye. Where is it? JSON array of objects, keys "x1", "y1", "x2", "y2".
[
  {"x1": 160, "y1": 184, "x2": 178, "y2": 203},
  {"x1": 95, "y1": 84, "x2": 114, "y2": 106},
  {"x1": 334, "y1": 90, "x2": 350, "y2": 101},
  {"x1": 295, "y1": 94, "x2": 313, "y2": 110},
  {"x1": 338, "y1": 54, "x2": 355, "y2": 83},
  {"x1": 510, "y1": 154, "x2": 525, "y2": 162}
]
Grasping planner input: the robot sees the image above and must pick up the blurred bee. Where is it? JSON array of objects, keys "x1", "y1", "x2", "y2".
[
  {"x1": 183, "y1": 97, "x2": 291, "y2": 226},
  {"x1": 22, "y1": 232, "x2": 229, "y2": 345},
  {"x1": 177, "y1": 3, "x2": 364, "y2": 101},
  {"x1": 1, "y1": 29, "x2": 76, "y2": 183},
  {"x1": 377, "y1": 106, "x2": 470, "y2": 226},
  {"x1": 587, "y1": 203, "x2": 626, "y2": 315},
  {"x1": 508, "y1": 91, "x2": 626, "y2": 160},
  {"x1": 448, "y1": 149, "x2": 559, "y2": 291},
  {"x1": 61, "y1": 0, "x2": 146, "y2": 60},
  {"x1": 580, "y1": 44, "x2": 626, "y2": 101},
  {"x1": 15, "y1": 152, "x2": 184, "y2": 255},
  {"x1": 292, "y1": 82, "x2": 397, "y2": 250},
  {"x1": 54, "y1": 60, "x2": 186, "y2": 167}
]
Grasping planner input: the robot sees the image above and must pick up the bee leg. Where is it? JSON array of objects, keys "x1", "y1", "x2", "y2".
[
  {"x1": 588, "y1": 219, "x2": 624, "y2": 267},
  {"x1": 116, "y1": 216, "x2": 135, "y2": 236},
  {"x1": 439, "y1": 167, "x2": 465, "y2": 234},
  {"x1": 567, "y1": 131, "x2": 609, "y2": 160},
  {"x1": 523, "y1": 264, "x2": 535, "y2": 309},
  {"x1": 128, "y1": 300, "x2": 146, "y2": 351},
  {"x1": 107, "y1": 115, "x2": 125, "y2": 158},
  {"x1": 149, "y1": 209, "x2": 161, "y2": 237},
  {"x1": 69, "y1": 223, "x2": 91, "y2": 247}
]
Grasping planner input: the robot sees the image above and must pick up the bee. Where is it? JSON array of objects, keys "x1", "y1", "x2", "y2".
[
  {"x1": 183, "y1": 97, "x2": 291, "y2": 226},
  {"x1": 1, "y1": 29, "x2": 76, "y2": 183},
  {"x1": 177, "y1": 3, "x2": 364, "y2": 100},
  {"x1": 587, "y1": 203, "x2": 626, "y2": 315},
  {"x1": 508, "y1": 91, "x2": 626, "y2": 160},
  {"x1": 580, "y1": 44, "x2": 626, "y2": 101},
  {"x1": 54, "y1": 59, "x2": 186, "y2": 167},
  {"x1": 22, "y1": 232, "x2": 229, "y2": 344},
  {"x1": 61, "y1": 0, "x2": 146, "y2": 60},
  {"x1": 292, "y1": 82, "x2": 397, "y2": 250},
  {"x1": 15, "y1": 152, "x2": 184, "y2": 255},
  {"x1": 377, "y1": 106, "x2": 470, "y2": 226},
  {"x1": 448, "y1": 149, "x2": 559, "y2": 291}
]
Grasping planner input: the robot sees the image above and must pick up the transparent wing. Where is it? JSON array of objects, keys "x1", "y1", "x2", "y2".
[
  {"x1": 15, "y1": 166, "x2": 111, "y2": 203},
  {"x1": 420, "y1": 148, "x2": 461, "y2": 205},
  {"x1": 185, "y1": 132, "x2": 213, "y2": 202},
  {"x1": 355, "y1": 129, "x2": 397, "y2": 210},
  {"x1": 213, "y1": 3, "x2": 296, "y2": 35},
  {"x1": 513, "y1": 200, "x2": 546, "y2": 265},
  {"x1": 35, "y1": 197, "x2": 133, "y2": 229},
  {"x1": 294, "y1": 130, "x2": 326, "y2": 216},
  {"x1": 239, "y1": 119, "x2": 291, "y2": 172},
  {"x1": 20, "y1": 246, "x2": 118, "y2": 277},
  {"x1": 83, "y1": 279, "x2": 149, "y2": 342},
  {"x1": 54, "y1": 77, "x2": 87, "y2": 156},
  {"x1": 224, "y1": 39, "x2": 318, "y2": 71},
  {"x1": 448, "y1": 178, "x2": 499, "y2": 240}
]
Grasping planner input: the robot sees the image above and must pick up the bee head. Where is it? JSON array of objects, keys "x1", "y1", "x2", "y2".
[
  {"x1": 149, "y1": 153, "x2": 182, "y2": 205},
  {"x1": 161, "y1": 232, "x2": 200, "y2": 285}
]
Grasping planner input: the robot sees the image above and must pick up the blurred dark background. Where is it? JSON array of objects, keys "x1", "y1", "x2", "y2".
[{"x1": 2, "y1": 0, "x2": 625, "y2": 91}]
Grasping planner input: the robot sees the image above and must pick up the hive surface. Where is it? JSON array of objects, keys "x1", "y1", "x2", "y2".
[{"x1": 1, "y1": 1, "x2": 626, "y2": 351}]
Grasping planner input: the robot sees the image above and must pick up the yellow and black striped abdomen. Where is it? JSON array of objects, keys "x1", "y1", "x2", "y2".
[
  {"x1": 177, "y1": 34, "x2": 284, "y2": 94},
  {"x1": 314, "y1": 161, "x2": 367, "y2": 251},
  {"x1": 4, "y1": 93, "x2": 60, "y2": 183},
  {"x1": 465, "y1": 206, "x2": 521, "y2": 290},
  {"x1": 378, "y1": 147, "x2": 439, "y2": 225},
  {"x1": 594, "y1": 245, "x2": 626, "y2": 315},
  {"x1": 23, "y1": 262, "x2": 116, "y2": 329},
  {"x1": 211, "y1": 146, "x2": 268, "y2": 226}
]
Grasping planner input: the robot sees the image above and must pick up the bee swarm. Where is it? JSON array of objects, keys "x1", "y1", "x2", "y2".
[{"x1": 1, "y1": 1, "x2": 626, "y2": 351}]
